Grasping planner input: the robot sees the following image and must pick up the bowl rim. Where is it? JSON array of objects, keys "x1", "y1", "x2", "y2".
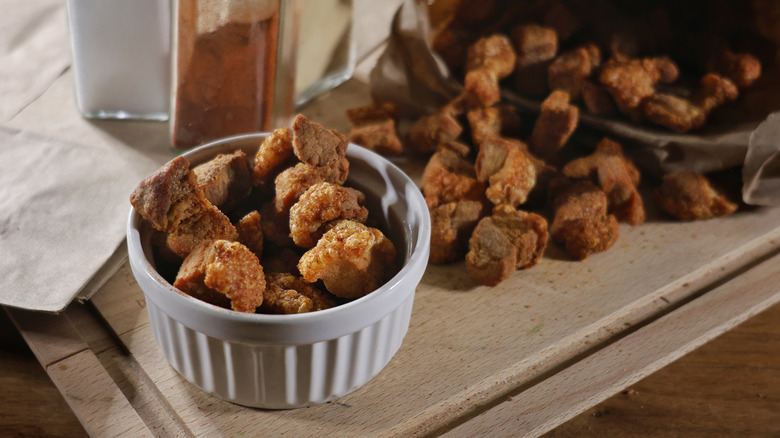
[{"x1": 127, "y1": 132, "x2": 431, "y2": 344}]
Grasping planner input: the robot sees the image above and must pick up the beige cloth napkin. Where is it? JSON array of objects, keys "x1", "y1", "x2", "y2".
[
  {"x1": 0, "y1": 0, "x2": 70, "y2": 123},
  {"x1": 0, "y1": 1, "x2": 175, "y2": 312}
]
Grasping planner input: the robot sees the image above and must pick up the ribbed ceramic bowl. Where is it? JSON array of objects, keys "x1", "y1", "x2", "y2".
[{"x1": 127, "y1": 133, "x2": 430, "y2": 409}]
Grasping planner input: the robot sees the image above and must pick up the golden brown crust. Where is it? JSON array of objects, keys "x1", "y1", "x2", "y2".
[
  {"x1": 166, "y1": 203, "x2": 239, "y2": 258},
  {"x1": 348, "y1": 119, "x2": 403, "y2": 155},
  {"x1": 530, "y1": 90, "x2": 579, "y2": 160},
  {"x1": 174, "y1": 240, "x2": 265, "y2": 313},
  {"x1": 466, "y1": 34, "x2": 517, "y2": 79},
  {"x1": 406, "y1": 104, "x2": 464, "y2": 155},
  {"x1": 261, "y1": 272, "x2": 337, "y2": 314},
  {"x1": 235, "y1": 210, "x2": 263, "y2": 257},
  {"x1": 273, "y1": 161, "x2": 349, "y2": 214},
  {"x1": 421, "y1": 148, "x2": 487, "y2": 209},
  {"x1": 298, "y1": 221, "x2": 397, "y2": 299},
  {"x1": 291, "y1": 114, "x2": 349, "y2": 168},
  {"x1": 289, "y1": 182, "x2": 369, "y2": 248},
  {"x1": 253, "y1": 127, "x2": 295, "y2": 187},
  {"x1": 550, "y1": 179, "x2": 619, "y2": 260},
  {"x1": 562, "y1": 138, "x2": 644, "y2": 225},
  {"x1": 429, "y1": 200, "x2": 485, "y2": 264},
  {"x1": 130, "y1": 156, "x2": 206, "y2": 233},
  {"x1": 653, "y1": 171, "x2": 738, "y2": 221},
  {"x1": 193, "y1": 150, "x2": 252, "y2": 212},
  {"x1": 465, "y1": 205, "x2": 548, "y2": 286}
]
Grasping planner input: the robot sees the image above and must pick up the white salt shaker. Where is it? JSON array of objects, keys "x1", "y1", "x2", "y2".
[{"x1": 66, "y1": 0, "x2": 170, "y2": 120}]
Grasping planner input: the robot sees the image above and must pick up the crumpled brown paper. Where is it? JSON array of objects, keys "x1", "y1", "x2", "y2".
[{"x1": 369, "y1": 0, "x2": 780, "y2": 205}]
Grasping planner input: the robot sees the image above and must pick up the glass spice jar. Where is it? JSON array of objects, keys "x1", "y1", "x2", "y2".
[{"x1": 170, "y1": 0, "x2": 300, "y2": 150}]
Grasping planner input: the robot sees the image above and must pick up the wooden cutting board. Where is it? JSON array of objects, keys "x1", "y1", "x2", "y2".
[{"x1": 11, "y1": 79, "x2": 780, "y2": 437}]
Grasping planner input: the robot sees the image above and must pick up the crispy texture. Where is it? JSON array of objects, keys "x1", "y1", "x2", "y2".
[
  {"x1": 550, "y1": 179, "x2": 619, "y2": 260},
  {"x1": 253, "y1": 127, "x2": 295, "y2": 187},
  {"x1": 193, "y1": 150, "x2": 252, "y2": 212},
  {"x1": 466, "y1": 34, "x2": 517, "y2": 78},
  {"x1": 598, "y1": 56, "x2": 679, "y2": 121},
  {"x1": 406, "y1": 104, "x2": 463, "y2": 154},
  {"x1": 298, "y1": 221, "x2": 397, "y2": 299},
  {"x1": 429, "y1": 200, "x2": 485, "y2": 264},
  {"x1": 547, "y1": 44, "x2": 600, "y2": 100},
  {"x1": 130, "y1": 156, "x2": 206, "y2": 233},
  {"x1": 261, "y1": 272, "x2": 337, "y2": 314},
  {"x1": 174, "y1": 240, "x2": 265, "y2": 313},
  {"x1": 653, "y1": 171, "x2": 738, "y2": 221},
  {"x1": 166, "y1": 203, "x2": 239, "y2": 258},
  {"x1": 463, "y1": 68, "x2": 501, "y2": 108},
  {"x1": 465, "y1": 205, "x2": 548, "y2": 286},
  {"x1": 235, "y1": 210, "x2": 263, "y2": 257},
  {"x1": 421, "y1": 148, "x2": 487, "y2": 208},
  {"x1": 292, "y1": 114, "x2": 349, "y2": 168},
  {"x1": 273, "y1": 160, "x2": 349, "y2": 214},
  {"x1": 476, "y1": 137, "x2": 538, "y2": 207},
  {"x1": 348, "y1": 119, "x2": 403, "y2": 155},
  {"x1": 529, "y1": 90, "x2": 579, "y2": 160},
  {"x1": 466, "y1": 105, "x2": 522, "y2": 148},
  {"x1": 289, "y1": 182, "x2": 368, "y2": 248},
  {"x1": 562, "y1": 138, "x2": 644, "y2": 225},
  {"x1": 642, "y1": 93, "x2": 706, "y2": 133},
  {"x1": 693, "y1": 73, "x2": 739, "y2": 115},
  {"x1": 510, "y1": 24, "x2": 558, "y2": 97}
]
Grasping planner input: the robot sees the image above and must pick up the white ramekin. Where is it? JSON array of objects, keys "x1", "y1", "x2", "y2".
[{"x1": 127, "y1": 133, "x2": 430, "y2": 409}]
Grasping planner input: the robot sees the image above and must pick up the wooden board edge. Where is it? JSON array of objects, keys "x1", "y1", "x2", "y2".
[{"x1": 435, "y1": 250, "x2": 780, "y2": 437}]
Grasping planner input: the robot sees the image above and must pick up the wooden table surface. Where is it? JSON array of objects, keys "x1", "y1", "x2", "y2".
[{"x1": 4, "y1": 300, "x2": 780, "y2": 438}]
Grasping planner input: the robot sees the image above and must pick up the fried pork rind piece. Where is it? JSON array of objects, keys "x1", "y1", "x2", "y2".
[
  {"x1": 406, "y1": 103, "x2": 464, "y2": 155},
  {"x1": 550, "y1": 179, "x2": 619, "y2": 260},
  {"x1": 463, "y1": 69, "x2": 502, "y2": 108},
  {"x1": 529, "y1": 90, "x2": 579, "y2": 160},
  {"x1": 292, "y1": 114, "x2": 349, "y2": 168},
  {"x1": 598, "y1": 56, "x2": 679, "y2": 121},
  {"x1": 653, "y1": 171, "x2": 738, "y2": 221},
  {"x1": 429, "y1": 200, "x2": 484, "y2": 264},
  {"x1": 467, "y1": 105, "x2": 522, "y2": 148},
  {"x1": 581, "y1": 80, "x2": 617, "y2": 116},
  {"x1": 347, "y1": 102, "x2": 403, "y2": 155},
  {"x1": 466, "y1": 34, "x2": 517, "y2": 79},
  {"x1": 273, "y1": 160, "x2": 349, "y2": 214},
  {"x1": 253, "y1": 127, "x2": 295, "y2": 187},
  {"x1": 289, "y1": 182, "x2": 369, "y2": 248},
  {"x1": 693, "y1": 73, "x2": 738, "y2": 115},
  {"x1": 298, "y1": 221, "x2": 397, "y2": 299},
  {"x1": 235, "y1": 210, "x2": 263, "y2": 257},
  {"x1": 174, "y1": 240, "x2": 265, "y2": 313},
  {"x1": 642, "y1": 94, "x2": 706, "y2": 133},
  {"x1": 547, "y1": 43, "x2": 601, "y2": 101},
  {"x1": 193, "y1": 150, "x2": 252, "y2": 212},
  {"x1": 511, "y1": 24, "x2": 558, "y2": 97},
  {"x1": 130, "y1": 156, "x2": 207, "y2": 233},
  {"x1": 465, "y1": 205, "x2": 548, "y2": 286},
  {"x1": 261, "y1": 272, "x2": 337, "y2": 314},
  {"x1": 476, "y1": 137, "x2": 537, "y2": 207},
  {"x1": 644, "y1": 73, "x2": 738, "y2": 133},
  {"x1": 166, "y1": 203, "x2": 239, "y2": 258},
  {"x1": 562, "y1": 138, "x2": 644, "y2": 225},
  {"x1": 421, "y1": 148, "x2": 487, "y2": 209},
  {"x1": 709, "y1": 49, "x2": 761, "y2": 89}
]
